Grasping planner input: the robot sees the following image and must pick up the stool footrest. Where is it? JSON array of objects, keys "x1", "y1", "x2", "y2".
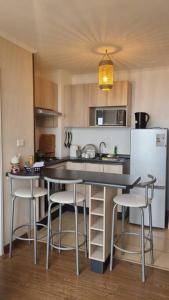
[
  {"x1": 13, "y1": 223, "x2": 47, "y2": 242},
  {"x1": 50, "y1": 229, "x2": 87, "y2": 250},
  {"x1": 114, "y1": 231, "x2": 153, "y2": 255}
]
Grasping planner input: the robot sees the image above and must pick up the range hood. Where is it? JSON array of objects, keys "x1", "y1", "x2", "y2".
[{"x1": 35, "y1": 107, "x2": 62, "y2": 117}]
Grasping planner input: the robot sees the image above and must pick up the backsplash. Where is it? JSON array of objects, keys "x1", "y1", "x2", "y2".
[{"x1": 70, "y1": 127, "x2": 131, "y2": 155}]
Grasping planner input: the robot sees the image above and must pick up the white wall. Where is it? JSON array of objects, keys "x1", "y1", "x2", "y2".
[{"x1": 71, "y1": 127, "x2": 130, "y2": 154}]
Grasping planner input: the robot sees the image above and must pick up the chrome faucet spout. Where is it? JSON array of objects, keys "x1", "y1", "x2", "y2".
[{"x1": 99, "y1": 142, "x2": 107, "y2": 157}]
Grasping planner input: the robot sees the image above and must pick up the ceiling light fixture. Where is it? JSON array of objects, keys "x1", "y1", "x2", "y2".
[{"x1": 98, "y1": 49, "x2": 114, "y2": 91}]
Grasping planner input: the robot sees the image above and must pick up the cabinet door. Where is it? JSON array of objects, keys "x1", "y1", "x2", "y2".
[
  {"x1": 85, "y1": 163, "x2": 103, "y2": 172},
  {"x1": 64, "y1": 84, "x2": 89, "y2": 127},
  {"x1": 66, "y1": 162, "x2": 85, "y2": 170},
  {"x1": 107, "y1": 81, "x2": 131, "y2": 106},
  {"x1": 103, "y1": 164, "x2": 123, "y2": 174},
  {"x1": 88, "y1": 84, "x2": 107, "y2": 107},
  {"x1": 34, "y1": 76, "x2": 57, "y2": 111}
]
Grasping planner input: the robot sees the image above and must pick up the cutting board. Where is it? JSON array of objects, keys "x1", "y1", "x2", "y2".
[{"x1": 39, "y1": 134, "x2": 55, "y2": 155}]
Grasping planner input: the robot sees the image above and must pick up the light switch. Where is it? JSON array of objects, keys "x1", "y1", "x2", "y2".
[{"x1": 17, "y1": 139, "x2": 25, "y2": 147}]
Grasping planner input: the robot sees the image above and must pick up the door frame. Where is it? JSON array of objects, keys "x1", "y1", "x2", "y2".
[{"x1": 0, "y1": 71, "x2": 3, "y2": 256}]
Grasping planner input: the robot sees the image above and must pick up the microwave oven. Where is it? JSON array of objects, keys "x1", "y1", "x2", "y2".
[{"x1": 95, "y1": 107, "x2": 126, "y2": 126}]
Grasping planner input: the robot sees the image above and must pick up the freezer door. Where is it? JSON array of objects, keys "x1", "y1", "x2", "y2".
[
  {"x1": 129, "y1": 187, "x2": 166, "y2": 228},
  {"x1": 130, "y1": 129, "x2": 167, "y2": 186}
]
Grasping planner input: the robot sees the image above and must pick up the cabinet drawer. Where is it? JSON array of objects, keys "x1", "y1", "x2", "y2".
[
  {"x1": 103, "y1": 164, "x2": 123, "y2": 174},
  {"x1": 85, "y1": 163, "x2": 103, "y2": 172},
  {"x1": 66, "y1": 162, "x2": 85, "y2": 170}
]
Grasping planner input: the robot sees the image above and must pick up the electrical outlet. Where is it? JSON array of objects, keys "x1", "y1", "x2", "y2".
[{"x1": 17, "y1": 139, "x2": 25, "y2": 147}]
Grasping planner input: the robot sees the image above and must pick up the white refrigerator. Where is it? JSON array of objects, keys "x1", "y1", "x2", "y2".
[{"x1": 129, "y1": 128, "x2": 168, "y2": 228}]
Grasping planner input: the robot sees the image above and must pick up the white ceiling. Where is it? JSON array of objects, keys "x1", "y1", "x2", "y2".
[{"x1": 1, "y1": 0, "x2": 169, "y2": 73}]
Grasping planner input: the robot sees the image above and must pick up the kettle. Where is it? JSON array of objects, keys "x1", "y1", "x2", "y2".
[
  {"x1": 70, "y1": 144, "x2": 79, "y2": 158},
  {"x1": 135, "y1": 112, "x2": 150, "y2": 129}
]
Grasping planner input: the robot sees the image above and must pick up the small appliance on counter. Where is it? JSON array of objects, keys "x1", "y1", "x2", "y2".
[
  {"x1": 70, "y1": 144, "x2": 79, "y2": 158},
  {"x1": 135, "y1": 112, "x2": 150, "y2": 128}
]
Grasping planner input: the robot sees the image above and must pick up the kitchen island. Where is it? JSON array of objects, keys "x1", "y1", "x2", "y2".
[{"x1": 41, "y1": 168, "x2": 140, "y2": 273}]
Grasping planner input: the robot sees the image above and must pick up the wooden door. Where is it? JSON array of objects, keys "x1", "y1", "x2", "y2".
[
  {"x1": 107, "y1": 81, "x2": 131, "y2": 106},
  {"x1": 64, "y1": 84, "x2": 89, "y2": 127},
  {"x1": 88, "y1": 84, "x2": 107, "y2": 107},
  {"x1": 34, "y1": 76, "x2": 57, "y2": 111}
]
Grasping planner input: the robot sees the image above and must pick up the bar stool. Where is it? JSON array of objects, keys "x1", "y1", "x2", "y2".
[
  {"x1": 110, "y1": 174, "x2": 156, "y2": 282},
  {"x1": 45, "y1": 177, "x2": 88, "y2": 276},
  {"x1": 8, "y1": 173, "x2": 47, "y2": 264}
]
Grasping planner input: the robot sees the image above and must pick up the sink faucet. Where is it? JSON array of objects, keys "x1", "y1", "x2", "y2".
[{"x1": 99, "y1": 142, "x2": 107, "y2": 157}]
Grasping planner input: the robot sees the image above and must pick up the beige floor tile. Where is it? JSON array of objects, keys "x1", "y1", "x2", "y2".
[{"x1": 38, "y1": 211, "x2": 169, "y2": 272}]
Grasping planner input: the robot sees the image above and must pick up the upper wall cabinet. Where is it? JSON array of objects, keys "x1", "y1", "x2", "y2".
[
  {"x1": 107, "y1": 81, "x2": 132, "y2": 106},
  {"x1": 34, "y1": 76, "x2": 58, "y2": 111},
  {"x1": 88, "y1": 84, "x2": 107, "y2": 107},
  {"x1": 64, "y1": 84, "x2": 89, "y2": 127}
]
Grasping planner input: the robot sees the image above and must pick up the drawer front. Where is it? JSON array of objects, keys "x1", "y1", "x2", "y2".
[
  {"x1": 103, "y1": 164, "x2": 123, "y2": 174},
  {"x1": 85, "y1": 163, "x2": 103, "y2": 172},
  {"x1": 66, "y1": 162, "x2": 85, "y2": 171}
]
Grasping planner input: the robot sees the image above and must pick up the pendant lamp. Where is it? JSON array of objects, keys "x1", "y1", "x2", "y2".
[{"x1": 99, "y1": 49, "x2": 114, "y2": 91}]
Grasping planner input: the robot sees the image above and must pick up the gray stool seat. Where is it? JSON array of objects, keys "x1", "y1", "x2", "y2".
[
  {"x1": 113, "y1": 193, "x2": 151, "y2": 208},
  {"x1": 50, "y1": 191, "x2": 85, "y2": 204},
  {"x1": 14, "y1": 187, "x2": 47, "y2": 198},
  {"x1": 110, "y1": 174, "x2": 156, "y2": 283}
]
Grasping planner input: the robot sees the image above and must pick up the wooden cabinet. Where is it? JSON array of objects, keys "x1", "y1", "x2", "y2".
[
  {"x1": 64, "y1": 81, "x2": 131, "y2": 128},
  {"x1": 34, "y1": 76, "x2": 58, "y2": 111},
  {"x1": 85, "y1": 163, "x2": 103, "y2": 172},
  {"x1": 107, "y1": 81, "x2": 131, "y2": 106},
  {"x1": 88, "y1": 84, "x2": 107, "y2": 107},
  {"x1": 64, "y1": 84, "x2": 89, "y2": 127}
]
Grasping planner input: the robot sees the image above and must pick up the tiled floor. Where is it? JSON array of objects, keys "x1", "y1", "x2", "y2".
[{"x1": 39, "y1": 211, "x2": 169, "y2": 272}]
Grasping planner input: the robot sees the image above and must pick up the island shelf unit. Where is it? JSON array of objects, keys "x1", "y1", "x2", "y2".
[{"x1": 89, "y1": 185, "x2": 116, "y2": 269}]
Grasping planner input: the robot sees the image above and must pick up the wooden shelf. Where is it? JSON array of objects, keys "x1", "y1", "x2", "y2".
[
  {"x1": 91, "y1": 216, "x2": 103, "y2": 231},
  {"x1": 90, "y1": 231, "x2": 103, "y2": 246},
  {"x1": 90, "y1": 245, "x2": 103, "y2": 261},
  {"x1": 91, "y1": 200, "x2": 104, "y2": 216}
]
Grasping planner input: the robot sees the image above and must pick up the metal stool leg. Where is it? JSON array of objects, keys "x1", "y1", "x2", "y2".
[
  {"x1": 83, "y1": 200, "x2": 88, "y2": 257},
  {"x1": 121, "y1": 205, "x2": 125, "y2": 255},
  {"x1": 33, "y1": 198, "x2": 37, "y2": 265},
  {"x1": 46, "y1": 202, "x2": 52, "y2": 270},
  {"x1": 140, "y1": 208, "x2": 145, "y2": 282},
  {"x1": 110, "y1": 203, "x2": 117, "y2": 271},
  {"x1": 58, "y1": 203, "x2": 62, "y2": 254},
  {"x1": 28, "y1": 200, "x2": 32, "y2": 245},
  {"x1": 148, "y1": 203, "x2": 154, "y2": 264},
  {"x1": 9, "y1": 196, "x2": 16, "y2": 258},
  {"x1": 75, "y1": 205, "x2": 79, "y2": 276}
]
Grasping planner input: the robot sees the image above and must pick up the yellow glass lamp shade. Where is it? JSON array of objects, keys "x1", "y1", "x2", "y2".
[{"x1": 99, "y1": 51, "x2": 114, "y2": 91}]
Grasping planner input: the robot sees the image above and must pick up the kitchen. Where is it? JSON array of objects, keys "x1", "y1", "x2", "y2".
[{"x1": 1, "y1": 0, "x2": 169, "y2": 299}]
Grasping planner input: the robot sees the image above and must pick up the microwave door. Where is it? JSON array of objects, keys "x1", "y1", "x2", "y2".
[
  {"x1": 104, "y1": 109, "x2": 117, "y2": 125},
  {"x1": 117, "y1": 110, "x2": 126, "y2": 126}
]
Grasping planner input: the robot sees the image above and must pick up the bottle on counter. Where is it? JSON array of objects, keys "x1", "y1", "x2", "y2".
[
  {"x1": 10, "y1": 155, "x2": 20, "y2": 174},
  {"x1": 114, "y1": 145, "x2": 118, "y2": 156}
]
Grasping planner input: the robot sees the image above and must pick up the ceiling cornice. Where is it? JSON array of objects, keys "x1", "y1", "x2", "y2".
[{"x1": 0, "y1": 30, "x2": 37, "y2": 53}]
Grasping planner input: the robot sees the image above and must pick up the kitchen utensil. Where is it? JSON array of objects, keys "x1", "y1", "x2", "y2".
[
  {"x1": 67, "y1": 131, "x2": 72, "y2": 148},
  {"x1": 81, "y1": 144, "x2": 97, "y2": 158},
  {"x1": 64, "y1": 131, "x2": 68, "y2": 148},
  {"x1": 135, "y1": 112, "x2": 150, "y2": 129}
]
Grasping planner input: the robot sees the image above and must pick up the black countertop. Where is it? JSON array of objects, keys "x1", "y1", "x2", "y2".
[
  {"x1": 44, "y1": 155, "x2": 130, "y2": 167},
  {"x1": 41, "y1": 168, "x2": 140, "y2": 190}
]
